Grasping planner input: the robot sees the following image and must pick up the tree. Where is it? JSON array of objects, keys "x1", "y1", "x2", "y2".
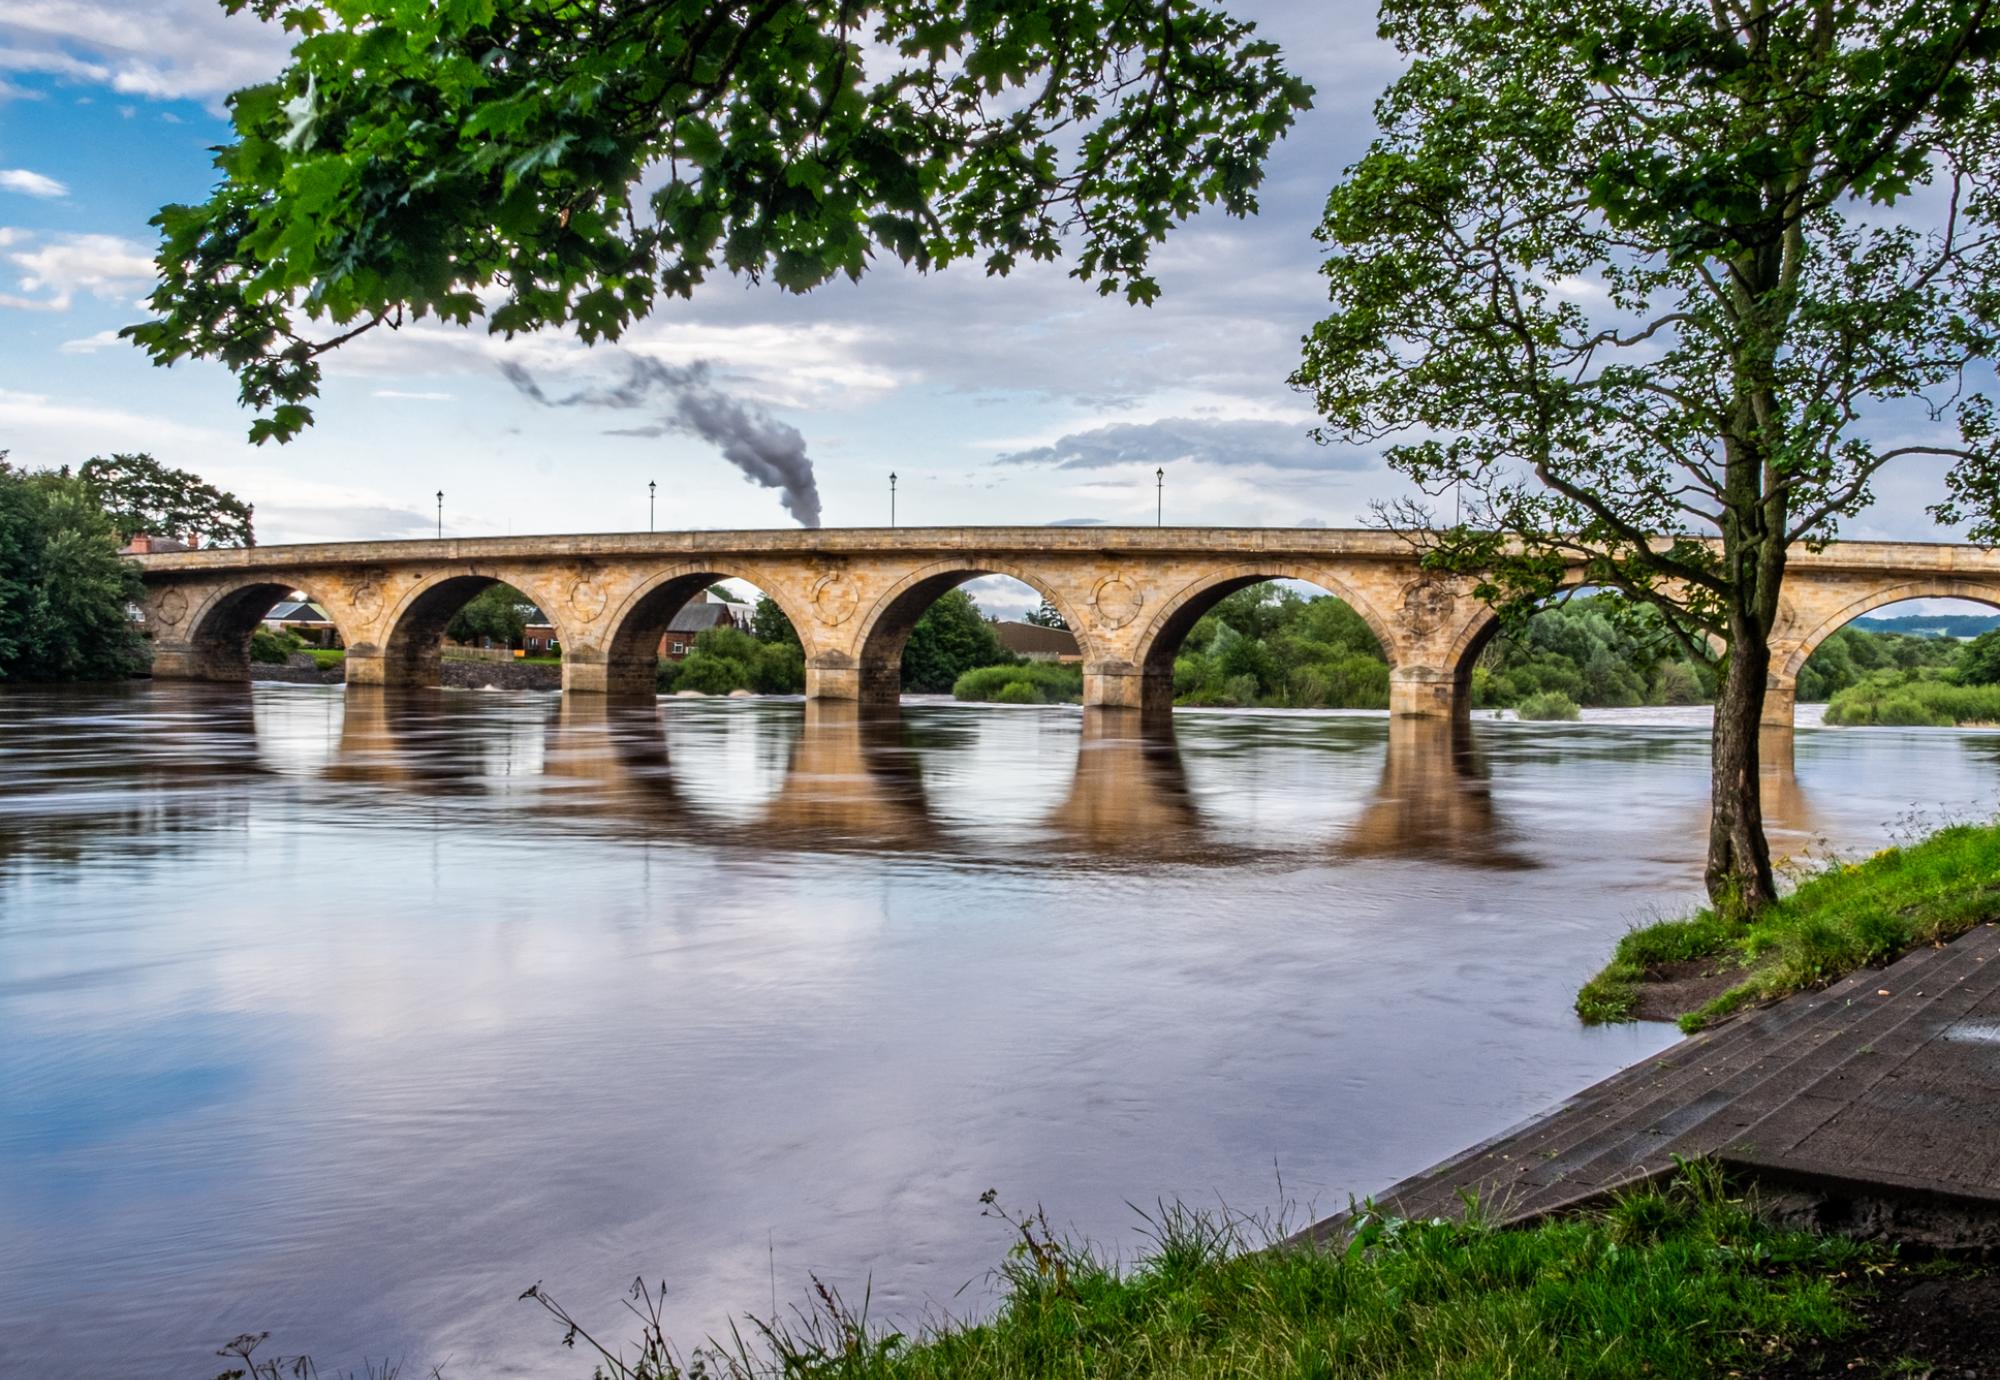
[
  {"x1": 902, "y1": 588, "x2": 1010, "y2": 693},
  {"x1": 79, "y1": 452, "x2": 255, "y2": 547},
  {"x1": 446, "y1": 583, "x2": 530, "y2": 647},
  {"x1": 1024, "y1": 597, "x2": 1069, "y2": 630},
  {"x1": 1958, "y1": 628, "x2": 2000, "y2": 686},
  {"x1": 0, "y1": 456, "x2": 146, "y2": 682},
  {"x1": 127, "y1": 0, "x2": 1311, "y2": 444},
  {"x1": 751, "y1": 593, "x2": 800, "y2": 648},
  {"x1": 1295, "y1": 0, "x2": 2000, "y2": 914}
]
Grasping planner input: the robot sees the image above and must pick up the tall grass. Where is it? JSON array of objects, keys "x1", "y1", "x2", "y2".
[
  {"x1": 1578, "y1": 820, "x2": 2000, "y2": 1030},
  {"x1": 493, "y1": 1164, "x2": 1867, "y2": 1379},
  {"x1": 1825, "y1": 675, "x2": 2000, "y2": 726}
]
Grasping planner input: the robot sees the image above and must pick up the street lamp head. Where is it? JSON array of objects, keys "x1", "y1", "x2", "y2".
[{"x1": 1155, "y1": 467, "x2": 1163, "y2": 480}]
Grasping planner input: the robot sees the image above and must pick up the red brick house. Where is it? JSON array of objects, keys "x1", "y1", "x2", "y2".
[{"x1": 518, "y1": 591, "x2": 744, "y2": 658}]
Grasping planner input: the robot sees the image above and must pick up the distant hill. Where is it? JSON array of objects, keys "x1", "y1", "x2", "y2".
[{"x1": 1853, "y1": 611, "x2": 2000, "y2": 638}]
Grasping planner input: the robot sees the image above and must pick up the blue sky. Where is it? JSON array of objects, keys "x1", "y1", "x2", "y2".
[{"x1": 0, "y1": 1, "x2": 1977, "y2": 616}]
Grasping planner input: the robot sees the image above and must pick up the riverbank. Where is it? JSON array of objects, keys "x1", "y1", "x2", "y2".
[
  {"x1": 248, "y1": 658, "x2": 564, "y2": 690},
  {"x1": 1576, "y1": 819, "x2": 2000, "y2": 1032},
  {"x1": 505, "y1": 1164, "x2": 1896, "y2": 1378}
]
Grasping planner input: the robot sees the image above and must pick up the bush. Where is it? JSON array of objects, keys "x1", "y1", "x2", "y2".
[
  {"x1": 674, "y1": 652, "x2": 748, "y2": 695},
  {"x1": 249, "y1": 627, "x2": 304, "y2": 664},
  {"x1": 1516, "y1": 689, "x2": 1581, "y2": 720},
  {"x1": 952, "y1": 661, "x2": 1082, "y2": 703}
]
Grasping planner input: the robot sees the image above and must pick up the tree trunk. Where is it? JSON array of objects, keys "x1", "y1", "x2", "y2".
[{"x1": 1707, "y1": 633, "x2": 1778, "y2": 916}]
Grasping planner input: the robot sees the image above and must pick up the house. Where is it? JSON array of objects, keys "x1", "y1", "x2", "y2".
[
  {"x1": 121, "y1": 533, "x2": 195, "y2": 554},
  {"x1": 261, "y1": 596, "x2": 341, "y2": 647},
  {"x1": 994, "y1": 620, "x2": 1081, "y2": 663},
  {"x1": 659, "y1": 592, "x2": 743, "y2": 660},
  {"x1": 508, "y1": 590, "x2": 748, "y2": 658}
]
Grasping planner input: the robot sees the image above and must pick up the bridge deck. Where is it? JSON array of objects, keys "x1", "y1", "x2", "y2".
[{"x1": 1299, "y1": 923, "x2": 2000, "y2": 1247}]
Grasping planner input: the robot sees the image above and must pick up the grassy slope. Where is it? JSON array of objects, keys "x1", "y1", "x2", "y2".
[
  {"x1": 528, "y1": 1167, "x2": 1871, "y2": 1380},
  {"x1": 1578, "y1": 821, "x2": 2000, "y2": 1032}
]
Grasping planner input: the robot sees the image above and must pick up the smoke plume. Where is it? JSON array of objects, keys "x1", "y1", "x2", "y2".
[{"x1": 499, "y1": 356, "x2": 823, "y2": 528}]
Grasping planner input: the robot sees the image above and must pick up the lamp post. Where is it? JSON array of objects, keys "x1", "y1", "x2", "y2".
[
  {"x1": 1155, "y1": 467, "x2": 1163, "y2": 527},
  {"x1": 649, "y1": 479, "x2": 657, "y2": 532},
  {"x1": 889, "y1": 471, "x2": 897, "y2": 527},
  {"x1": 435, "y1": 489, "x2": 443, "y2": 540}
]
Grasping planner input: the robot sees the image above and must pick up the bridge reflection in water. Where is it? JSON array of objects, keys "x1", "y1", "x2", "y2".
[
  {"x1": 316, "y1": 689, "x2": 1596, "y2": 869},
  {"x1": 0, "y1": 685, "x2": 1833, "y2": 882}
]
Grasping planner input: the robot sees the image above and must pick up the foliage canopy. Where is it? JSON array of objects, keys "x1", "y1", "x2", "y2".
[
  {"x1": 0, "y1": 457, "x2": 146, "y2": 683},
  {"x1": 78, "y1": 452, "x2": 255, "y2": 548},
  {"x1": 129, "y1": 0, "x2": 1310, "y2": 443}
]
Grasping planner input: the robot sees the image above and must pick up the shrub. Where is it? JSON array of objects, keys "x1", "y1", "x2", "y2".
[
  {"x1": 250, "y1": 627, "x2": 304, "y2": 664},
  {"x1": 674, "y1": 653, "x2": 747, "y2": 695},
  {"x1": 1516, "y1": 689, "x2": 1581, "y2": 720},
  {"x1": 654, "y1": 658, "x2": 681, "y2": 693},
  {"x1": 952, "y1": 661, "x2": 1082, "y2": 703}
]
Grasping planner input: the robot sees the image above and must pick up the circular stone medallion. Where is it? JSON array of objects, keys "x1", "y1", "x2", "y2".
[
  {"x1": 155, "y1": 588, "x2": 188, "y2": 627},
  {"x1": 810, "y1": 572, "x2": 860, "y2": 626},
  {"x1": 351, "y1": 580, "x2": 384, "y2": 618},
  {"x1": 570, "y1": 578, "x2": 607, "y2": 623},
  {"x1": 1400, "y1": 578, "x2": 1456, "y2": 637},
  {"x1": 1092, "y1": 576, "x2": 1144, "y2": 630}
]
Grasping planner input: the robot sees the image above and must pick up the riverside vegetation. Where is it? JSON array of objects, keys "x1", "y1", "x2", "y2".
[
  {"x1": 230, "y1": 1163, "x2": 1904, "y2": 1380},
  {"x1": 1577, "y1": 820, "x2": 2000, "y2": 1032},
  {"x1": 947, "y1": 585, "x2": 2000, "y2": 719}
]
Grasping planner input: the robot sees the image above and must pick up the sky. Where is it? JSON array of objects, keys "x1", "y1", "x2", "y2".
[{"x1": 0, "y1": 1, "x2": 1980, "y2": 621}]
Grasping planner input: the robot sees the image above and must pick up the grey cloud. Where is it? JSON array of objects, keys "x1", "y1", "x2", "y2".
[
  {"x1": 999, "y1": 418, "x2": 1373, "y2": 473},
  {"x1": 1296, "y1": 516, "x2": 1328, "y2": 528},
  {"x1": 1046, "y1": 517, "x2": 1108, "y2": 526},
  {"x1": 500, "y1": 356, "x2": 822, "y2": 528}
]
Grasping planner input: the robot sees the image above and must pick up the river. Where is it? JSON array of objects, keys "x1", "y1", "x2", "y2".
[{"x1": 1, "y1": 683, "x2": 1992, "y2": 1376}]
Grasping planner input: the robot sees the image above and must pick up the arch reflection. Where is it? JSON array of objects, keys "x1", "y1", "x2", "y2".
[
  {"x1": 1044, "y1": 707, "x2": 1206, "y2": 858},
  {"x1": 1338, "y1": 715, "x2": 1530, "y2": 868},
  {"x1": 314, "y1": 690, "x2": 1546, "y2": 869}
]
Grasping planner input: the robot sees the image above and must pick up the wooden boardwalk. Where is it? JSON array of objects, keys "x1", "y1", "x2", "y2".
[{"x1": 1302, "y1": 924, "x2": 2000, "y2": 1248}]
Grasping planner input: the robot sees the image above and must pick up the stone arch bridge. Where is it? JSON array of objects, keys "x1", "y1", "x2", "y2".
[{"x1": 131, "y1": 528, "x2": 2000, "y2": 722}]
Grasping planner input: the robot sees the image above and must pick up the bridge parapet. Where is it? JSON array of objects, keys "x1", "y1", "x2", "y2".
[{"x1": 130, "y1": 528, "x2": 2000, "y2": 719}]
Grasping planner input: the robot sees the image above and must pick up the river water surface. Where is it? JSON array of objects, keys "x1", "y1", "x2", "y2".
[{"x1": 2, "y1": 684, "x2": 1993, "y2": 1377}]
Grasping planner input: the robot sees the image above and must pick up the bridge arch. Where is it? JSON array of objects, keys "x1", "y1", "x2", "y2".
[
  {"x1": 1128, "y1": 563, "x2": 1400, "y2": 713},
  {"x1": 175, "y1": 577, "x2": 356, "y2": 682},
  {"x1": 593, "y1": 562, "x2": 818, "y2": 697},
  {"x1": 848, "y1": 559, "x2": 1097, "y2": 703},
  {"x1": 1765, "y1": 577, "x2": 2000, "y2": 727},
  {"x1": 1775, "y1": 578, "x2": 2000, "y2": 683},
  {"x1": 369, "y1": 569, "x2": 582, "y2": 689}
]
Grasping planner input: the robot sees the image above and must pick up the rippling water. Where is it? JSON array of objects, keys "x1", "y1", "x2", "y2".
[{"x1": 1, "y1": 683, "x2": 1993, "y2": 1377}]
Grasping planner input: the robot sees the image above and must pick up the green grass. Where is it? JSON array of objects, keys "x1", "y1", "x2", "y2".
[
  {"x1": 503, "y1": 1164, "x2": 1874, "y2": 1380},
  {"x1": 306, "y1": 648, "x2": 346, "y2": 669},
  {"x1": 1578, "y1": 820, "x2": 2000, "y2": 1031}
]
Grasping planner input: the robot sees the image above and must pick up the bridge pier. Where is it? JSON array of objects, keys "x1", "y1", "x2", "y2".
[
  {"x1": 1388, "y1": 666, "x2": 1465, "y2": 719},
  {"x1": 1761, "y1": 682, "x2": 1797, "y2": 731}
]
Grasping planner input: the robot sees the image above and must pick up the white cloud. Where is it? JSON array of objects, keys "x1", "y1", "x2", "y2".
[
  {"x1": 372, "y1": 389, "x2": 456, "y2": 402},
  {"x1": 0, "y1": 1, "x2": 291, "y2": 103},
  {"x1": 0, "y1": 228, "x2": 154, "y2": 309},
  {"x1": 58, "y1": 326, "x2": 122, "y2": 352},
  {"x1": 0, "y1": 166, "x2": 66, "y2": 197}
]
